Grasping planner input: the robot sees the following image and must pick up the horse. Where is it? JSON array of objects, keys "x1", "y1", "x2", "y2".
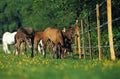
[
  {"x1": 14, "y1": 27, "x2": 34, "y2": 57},
  {"x1": 34, "y1": 31, "x2": 45, "y2": 55},
  {"x1": 2, "y1": 32, "x2": 17, "y2": 54},
  {"x1": 43, "y1": 27, "x2": 64, "y2": 59},
  {"x1": 61, "y1": 26, "x2": 77, "y2": 58}
]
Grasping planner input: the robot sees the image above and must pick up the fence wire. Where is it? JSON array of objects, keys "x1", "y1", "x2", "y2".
[{"x1": 77, "y1": 0, "x2": 120, "y2": 58}]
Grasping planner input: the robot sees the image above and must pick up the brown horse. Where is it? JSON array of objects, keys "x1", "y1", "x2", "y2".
[
  {"x1": 43, "y1": 27, "x2": 64, "y2": 59},
  {"x1": 14, "y1": 27, "x2": 34, "y2": 57},
  {"x1": 34, "y1": 31, "x2": 45, "y2": 55},
  {"x1": 61, "y1": 26, "x2": 77, "y2": 58}
]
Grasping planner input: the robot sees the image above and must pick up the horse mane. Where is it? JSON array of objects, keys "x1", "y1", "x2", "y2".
[
  {"x1": 18, "y1": 27, "x2": 35, "y2": 39},
  {"x1": 18, "y1": 27, "x2": 28, "y2": 35},
  {"x1": 25, "y1": 27, "x2": 34, "y2": 35}
]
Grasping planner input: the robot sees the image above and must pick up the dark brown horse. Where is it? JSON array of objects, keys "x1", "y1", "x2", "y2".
[
  {"x1": 14, "y1": 27, "x2": 34, "y2": 57},
  {"x1": 34, "y1": 31, "x2": 44, "y2": 55},
  {"x1": 61, "y1": 26, "x2": 77, "y2": 58},
  {"x1": 43, "y1": 27, "x2": 64, "y2": 59}
]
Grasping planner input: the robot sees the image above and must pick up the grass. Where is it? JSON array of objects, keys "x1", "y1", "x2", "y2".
[{"x1": 0, "y1": 47, "x2": 120, "y2": 79}]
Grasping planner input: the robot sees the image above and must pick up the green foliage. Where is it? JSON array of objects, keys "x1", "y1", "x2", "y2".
[{"x1": 0, "y1": 0, "x2": 120, "y2": 56}]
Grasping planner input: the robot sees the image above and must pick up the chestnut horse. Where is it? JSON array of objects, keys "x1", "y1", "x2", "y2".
[
  {"x1": 34, "y1": 31, "x2": 45, "y2": 55},
  {"x1": 14, "y1": 27, "x2": 34, "y2": 57},
  {"x1": 43, "y1": 27, "x2": 64, "y2": 59}
]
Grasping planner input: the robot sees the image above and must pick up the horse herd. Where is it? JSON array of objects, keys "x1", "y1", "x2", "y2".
[{"x1": 2, "y1": 26, "x2": 77, "y2": 59}]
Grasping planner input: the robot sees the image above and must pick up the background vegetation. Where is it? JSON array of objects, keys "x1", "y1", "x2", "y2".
[
  {"x1": 0, "y1": 0, "x2": 119, "y2": 31},
  {"x1": 0, "y1": 0, "x2": 120, "y2": 57},
  {"x1": 0, "y1": 0, "x2": 120, "y2": 78}
]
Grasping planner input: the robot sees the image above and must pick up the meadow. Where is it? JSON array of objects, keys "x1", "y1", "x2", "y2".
[{"x1": 0, "y1": 46, "x2": 120, "y2": 79}]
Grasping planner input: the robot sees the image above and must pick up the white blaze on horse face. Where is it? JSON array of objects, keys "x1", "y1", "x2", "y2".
[{"x1": 26, "y1": 38, "x2": 32, "y2": 48}]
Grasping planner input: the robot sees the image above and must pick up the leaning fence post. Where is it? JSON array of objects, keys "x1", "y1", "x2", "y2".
[
  {"x1": 96, "y1": 4, "x2": 102, "y2": 60},
  {"x1": 107, "y1": 0, "x2": 116, "y2": 61},
  {"x1": 81, "y1": 19, "x2": 86, "y2": 59}
]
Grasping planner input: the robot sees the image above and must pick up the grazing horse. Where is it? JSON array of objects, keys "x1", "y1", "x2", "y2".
[
  {"x1": 43, "y1": 27, "x2": 64, "y2": 59},
  {"x1": 14, "y1": 27, "x2": 34, "y2": 57},
  {"x1": 2, "y1": 32, "x2": 17, "y2": 54},
  {"x1": 34, "y1": 31, "x2": 45, "y2": 55},
  {"x1": 61, "y1": 26, "x2": 77, "y2": 57}
]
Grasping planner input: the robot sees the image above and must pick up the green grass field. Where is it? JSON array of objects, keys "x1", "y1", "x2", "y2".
[{"x1": 0, "y1": 47, "x2": 120, "y2": 79}]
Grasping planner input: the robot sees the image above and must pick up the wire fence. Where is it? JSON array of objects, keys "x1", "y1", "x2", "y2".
[{"x1": 74, "y1": 0, "x2": 120, "y2": 60}]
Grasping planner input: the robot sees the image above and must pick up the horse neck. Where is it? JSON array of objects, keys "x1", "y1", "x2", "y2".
[{"x1": 64, "y1": 31, "x2": 72, "y2": 39}]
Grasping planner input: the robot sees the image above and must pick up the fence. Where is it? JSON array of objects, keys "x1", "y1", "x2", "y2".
[{"x1": 74, "y1": 0, "x2": 120, "y2": 61}]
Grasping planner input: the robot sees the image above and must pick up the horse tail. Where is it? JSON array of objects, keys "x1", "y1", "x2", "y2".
[
  {"x1": 57, "y1": 31, "x2": 64, "y2": 46},
  {"x1": 14, "y1": 34, "x2": 17, "y2": 44}
]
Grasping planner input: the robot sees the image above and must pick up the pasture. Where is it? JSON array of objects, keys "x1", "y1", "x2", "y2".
[{"x1": 0, "y1": 46, "x2": 120, "y2": 79}]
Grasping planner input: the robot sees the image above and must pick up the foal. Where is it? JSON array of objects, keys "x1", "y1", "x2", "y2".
[{"x1": 14, "y1": 27, "x2": 34, "y2": 57}]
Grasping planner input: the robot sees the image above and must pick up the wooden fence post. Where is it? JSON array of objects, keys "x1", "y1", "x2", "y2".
[
  {"x1": 107, "y1": 0, "x2": 116, "y2": 61},
  {"x1": 81, "y1": 19, "x2": 86, "y2": 59},
  {"x1": 87, "y1": 16, "x2": 92, "y2": 60},
  {"x1": 74, "y1": 35, "x2": 77, "y2": 54},
  {"x1": 96, "y1": 4, "x2": 102, "y2": 60},
  {"x1": 75, "y1": 20, "x2": 81, "y2": 59}
]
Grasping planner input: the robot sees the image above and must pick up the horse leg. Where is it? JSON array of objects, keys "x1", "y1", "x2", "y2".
[
  {"x1": 43, "y1": 44, "x2": 47, "y2": 58},
  {"x1": 51, "y1": 43, "x2": 59, "y2": 59},
  {"x1": 24, "y1": 42, "x2": 28, "y2": 57},
  {"x1": 3, "y1": 43, "x2": 8, "y2": 54},
  {"x1": 3, "y1": 43, "x2": 10, "y2": 54},
  {"x1": 38, "y1": 40, "x2": 43, "y2": 54},
  {"x1": 34, "y1": 42, "x2": 38, "y2": 55},
  {"x1": 41, "y1": 47, "x2": 45, "y2": 56},
  {"x1": 16, "y1": 40, "x2": 21, "y2": 56},
  {"x1": 49, "y1": 45, "x2": 54, "y2": 58},
  {"x1": 49, "y1": 41, "x2": 55, "y2": 59},
  {"x1": 61, "y1": 47, "x2": 67, "y2": 59},
  {"x1": 38, "y1": 44, "x2": 41, "y2": 53},
  {"x1": 31, "y1": 38, "x2": 34, "y2": 58},
  {"x1": 56, "y1": 44, "x2": 61, "y2": 59},
  {"x1": 13, "y1": 43, "x2": 17, "y2": 55},
  {"x1": 38, "y1": 44, "x2": 44, "y2": 55}
]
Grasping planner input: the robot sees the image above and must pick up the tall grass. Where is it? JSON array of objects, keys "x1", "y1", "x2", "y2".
[{"x1": 0, "y1": 46, "x2": 120, "y2": 79}]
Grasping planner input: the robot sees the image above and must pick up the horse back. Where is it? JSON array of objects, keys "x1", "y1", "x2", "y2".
[
  {"x1": 34, "y1": 31, "x2": 43, "y2": 43},
  {"x1": 43, "y1": 27, "x2": 64, "y2": 46},
  {"x1": 2, "y1": 32, "x2": 17, "y2": 44}
]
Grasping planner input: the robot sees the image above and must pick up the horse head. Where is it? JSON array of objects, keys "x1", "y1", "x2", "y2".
[
  {"x1": 66, "y1": 26, "x2": 77, "y2": 38},
  {"x1": 25, "y1": 37, "x2": 32, "y2": 49}
]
